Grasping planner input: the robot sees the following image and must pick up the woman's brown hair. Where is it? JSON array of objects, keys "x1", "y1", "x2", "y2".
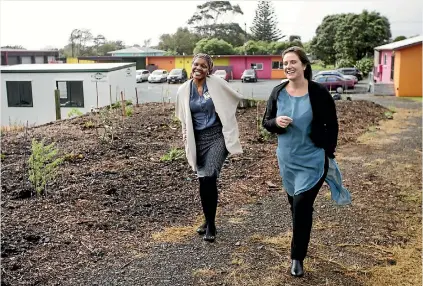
[{"x1": 282, "y1": 46, "x2": 312, "y2": 81}]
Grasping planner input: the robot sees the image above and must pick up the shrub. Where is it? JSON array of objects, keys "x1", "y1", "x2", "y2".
[
  {"x1": 28, "y1": 139, "x2": 64, "y2": 196},
  {"x1": 355, "y1": 57, "x2": 374, "y2": 76},
  {"x1": 336, "y1": 58, "x2": 355, "y2": 69},
  {"x1": 125, "y1": 106, "x2": 133, "y2": 117},
  {"x1": 67, "y1": 108, "x2": 83, "y2": 118}
]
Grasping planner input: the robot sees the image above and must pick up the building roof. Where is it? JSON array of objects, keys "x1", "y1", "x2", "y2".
[
  {"x1": 374, "y1": 35, "x2": 423, "y2": 51},
  {"x1": 0, "y1": 63, "x2": 136, "y2": 73},
  {"x1": 1, "y1": 48, "x2": 59, "y2": 53},
  {"x1": 107, "y1": 46, "x2": 166, "y2": 54}
]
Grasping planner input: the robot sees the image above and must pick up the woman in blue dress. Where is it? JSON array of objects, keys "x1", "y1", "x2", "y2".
[{"x1": 262, "y1": 46, "x2": 351, "y2": 277}]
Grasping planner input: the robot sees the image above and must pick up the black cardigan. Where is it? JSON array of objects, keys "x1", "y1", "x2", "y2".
[{"x1": 262, "y1": 80, "x2": 339, "y2": 158}]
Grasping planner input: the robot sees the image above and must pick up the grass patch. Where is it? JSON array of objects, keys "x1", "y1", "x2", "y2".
[
  {"x1": 151, "y1": 226, "x2": 194, "y2": 243},
  {"x1": 366, "y1": 237, "x2": 422, "y2": 286},
  {"x1": 192, "y1": 268, "x2": 216, "y2": 278},
  {"x1": 401, "y1": 97, "x2": 422, "y2": 102}
]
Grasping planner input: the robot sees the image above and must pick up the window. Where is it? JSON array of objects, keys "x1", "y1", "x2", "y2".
[
  {"x1": 272, "y1": 61, "x2": 283, "y2": 69},
  {"x1": 56, "y1": 81, "x2": 84, "y2": 107},
  {"x1": 327, "y1": 77, "x2": 339, "y2": 82},
  {"x1": 6, "y1": 81, "x2": 33, "y2": 107},
  {"x1": 251, "y1": 63, "x2": 263, "y2": 70},
  {"x1": 383, "y1": 53, "x2": 387, "y2": 65},
  {"x1": 315, "y1": 77, "x2": 326, "y2": 83}
]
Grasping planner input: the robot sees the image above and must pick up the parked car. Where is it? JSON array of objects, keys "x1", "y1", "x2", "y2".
[
  {"x1": 148, "y1": 69, "x2": 168, "y2": 83},
  {"x1": 214, "y1": 69, "x2": 230, "y2": 82},
  {"x1": 337, "y1": 67, "x2": 363, "y2": 81},
  {"x1": 313, "y1": 75, "x2": 354, "y2": 93},
  {"x1": 241, "y1": 69, "x2": 258, "y2": 82},
  {"x1": 136, "y1": 69, "x2": 150, "y2": 82},
  {"x1": 167, "y1": 68, "x2": 188, "y2": 84},
  {"x1": 314, "y1": 70, "x2": 357, "y2": 85}
]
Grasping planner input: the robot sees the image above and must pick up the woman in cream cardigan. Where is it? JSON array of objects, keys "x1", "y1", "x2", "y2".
[{"x1": 175, "y1": 53, "x2": 243, "y2": 242}]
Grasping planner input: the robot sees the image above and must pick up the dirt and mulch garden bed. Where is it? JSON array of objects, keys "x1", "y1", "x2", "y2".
[{"x1": 0, "y1": 99, "x2": 400, "y2": 285}]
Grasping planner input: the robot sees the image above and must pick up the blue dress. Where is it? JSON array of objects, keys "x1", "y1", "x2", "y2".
[
  {"x1": 276, "y1": 89, "x2": 325, "y2": 196},
  {"x1": 276, "y1": 88, "x2": 352, "y2": 205}
]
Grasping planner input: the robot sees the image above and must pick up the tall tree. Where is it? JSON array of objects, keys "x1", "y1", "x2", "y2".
[
  {"x1": 93, "y1": 34, "x2": 106, "y2": 55},
  {"x1": 158, "y1": 27, "x2": 201, "y2": 55},
  {"x1": 187, "y1": 1, "x2": 245, "y2": 47},
  {"x1": 250, "y1": 1, "x2": 284, "y2": 42},
  {"x1": 310, "y1": 10, "x2": 391, "y2": 64},
  {"x1": 143, "y1": 38, "x2": 152, "y2": 48},
  {"x1": 188, "y1": 1, "x2": 243, "y2": 27}
]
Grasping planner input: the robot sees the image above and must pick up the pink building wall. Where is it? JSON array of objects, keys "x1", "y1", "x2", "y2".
[
  {"x1": 229, "y1": 57, "x2": 248, "y2": 79},
  {"x1": 376, "y1": 50, "x2": 393, "y2": 83},
  {"x1": 228, "y1": 56, "x2": 272, "y2": 79},
  {"x1": 246, "y1": 57, "x2": 272, "y2": 79}
]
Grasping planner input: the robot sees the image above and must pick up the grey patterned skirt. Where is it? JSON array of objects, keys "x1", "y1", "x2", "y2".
[{"x1": 194, "y1": 125, "x2": 229, "y2": 178}]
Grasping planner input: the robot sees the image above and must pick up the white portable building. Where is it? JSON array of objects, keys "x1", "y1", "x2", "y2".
[{"x1": 1, "y1": 63, "x2": 136, "y2": 126}]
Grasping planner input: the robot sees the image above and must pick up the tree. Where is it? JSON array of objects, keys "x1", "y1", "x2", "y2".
[
  {"x1": 93, "y1": 34, "x2": 106, "y2": 55},
  {"x1": 188, "y1": 1, "x2": 243, "y2": 27},
  {"x1": 310, "y1": 10, "x2": 391, "y2": 65},
  {"x1": 289, "y1": 35, "x2": 301, "y2": 42},
  {"x1": 193, "y1": 38, "x2": 235, "y2": 55},
  {"x1": 158, "y1": 27, "x2": 201, "y2": 55},
  {"x1": 143, "y1": 38, "x2": 151, "y2": 48},
  {"x1": 195, "y1": 23, "x2": 247, "y2": 47},
  {"x1": 1, "y1": 45, "x2": 25, "y2": 49},
  {"x1": 250, "y1": 1, "x2": 284, "y2": 42},
  {"x1": 393, "y1": 35, "x2": 407, "y2": 42},
  {"x1": 187, "y1": 1, "x2": 245, "y2": 47},
  {"x1": 310, "y1": 14, "x2": 345, "y2": 65}
]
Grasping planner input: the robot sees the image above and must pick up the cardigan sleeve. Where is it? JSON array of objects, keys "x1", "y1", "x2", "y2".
[
  {"x1": 262, "y1": 89, "x2": 287, "y2": 135},
  {"x1": 322, "y1": 87, "x2": 338, "y2": 158}
]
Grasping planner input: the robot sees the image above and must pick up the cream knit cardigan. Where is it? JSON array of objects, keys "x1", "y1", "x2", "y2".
[{"x1": 175, "y1": 75, "x2": 243, "y2": 171}]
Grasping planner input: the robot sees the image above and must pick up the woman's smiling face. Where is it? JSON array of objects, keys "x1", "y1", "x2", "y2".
[
  {"x1": 191, "y1": 57, "x2": 209, "y2": 80},
  {"x1": 283, "y1": 52, "x2": 305, "y2": 81}
]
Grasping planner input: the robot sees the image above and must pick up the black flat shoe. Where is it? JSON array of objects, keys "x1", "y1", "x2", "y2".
[
  {"x1": 203, "y1": 225, "x2": 216, "y2": 242},
  {"x1": 196, "y1": 221, "x2": 207, "y2": 235},
  {"x1": 290, "y1": 260, "x2": 304, "y2": 277}
]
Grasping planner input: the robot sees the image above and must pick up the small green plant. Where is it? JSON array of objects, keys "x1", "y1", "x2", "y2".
[
  {"x1": 28, "y1": 138, "x2": 64, "y2": 196},
  {"x1": 98, "y1": 109, "x2": 115, "y2": 144},
  {"x1": 67, "y1": 108, "x2": 83, "y2": 118},
  {"x1": 259, "y1": 125, "x2": 273, "y2": 141},
  {"x1": 388, "y1": 106, "x2": 397, "y2": 113},
  {"x1": 384, "y1": 111, "x2": 394, "y2": 119},
  {"x1": 160, "y1": 148, "x2": 185, "y2": 162},
  {"x1": 125, "y1": 106, "x2": 133, "y2": 117},
  {"x1": 84, "y1": 120, "x2": 95, "y2": 128},
  {"x1": 1, "y1": 153, "x2": 5, "y2": 161}
]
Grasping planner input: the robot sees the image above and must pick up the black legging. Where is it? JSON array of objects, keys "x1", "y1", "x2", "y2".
[
  {"x1": 287, "y1": 156, "x2": 329, "y2": 261},
  {"x1": 199, "y1": 176, "x2": 218, "y2": 230}
]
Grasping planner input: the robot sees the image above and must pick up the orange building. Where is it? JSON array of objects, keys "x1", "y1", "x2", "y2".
[
  {"x1": 393, "y1": 41, "x2": 422, "y2": 97},
  {"x1": 374, "y1": 36, "x2": 422, "y2": 97}
]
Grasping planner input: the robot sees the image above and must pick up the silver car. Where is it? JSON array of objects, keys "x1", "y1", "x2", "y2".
[
  {"x1": 136, "y1": 69, "x2": 150, "y2": 82},
  {"x1": 148, "y1": 69, "x2": 168, "y2": 83}
]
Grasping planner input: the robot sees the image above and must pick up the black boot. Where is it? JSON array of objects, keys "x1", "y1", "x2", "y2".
[
  {"x1": 290, "y1": 260, "x2": 304, "y2": 277},
  {"x1": 196, "y1": 220, "x2": 207, "y2": 235}
]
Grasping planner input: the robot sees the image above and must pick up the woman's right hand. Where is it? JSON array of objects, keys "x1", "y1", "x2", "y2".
[{"x1": 276, "y1": 116, "x2": 293, "y2": 128}]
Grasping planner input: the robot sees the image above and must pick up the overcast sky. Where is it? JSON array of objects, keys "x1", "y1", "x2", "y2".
[{"x1": 1, "y1": 0, "x2": 422, "y2": 50}]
